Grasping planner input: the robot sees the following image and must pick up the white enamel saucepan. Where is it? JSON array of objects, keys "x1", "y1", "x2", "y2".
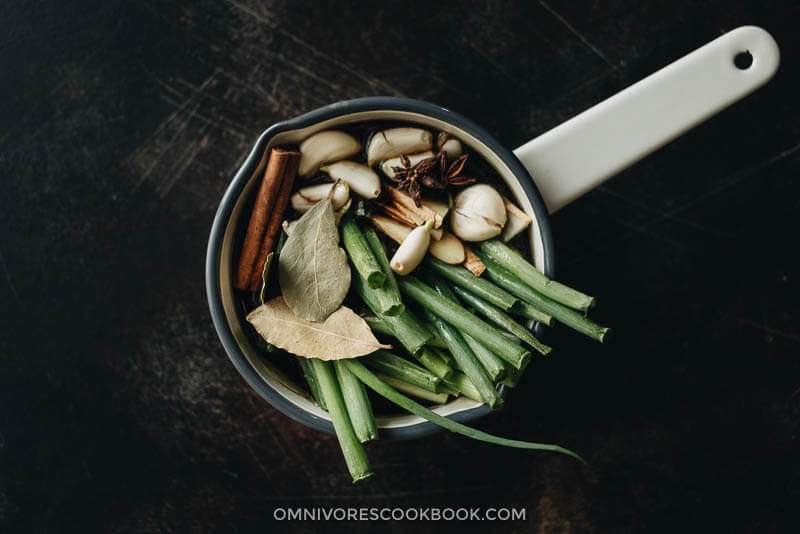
[{"x1": 206, "y1": 26, "x2": 779, "y2": 438}]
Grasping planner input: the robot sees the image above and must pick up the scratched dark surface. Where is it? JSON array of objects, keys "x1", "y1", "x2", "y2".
[{"x1": 2, "y1": 0, "x2": 800, "y2": 532}]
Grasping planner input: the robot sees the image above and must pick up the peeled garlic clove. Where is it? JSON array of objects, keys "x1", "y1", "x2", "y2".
[
  {"x1": 428, "y1": 231, "x2": 465, "y2": 264},
  {"x1": 500, "y1": 195, "x2": 532, "y2": 242},
  {"x1": 450, "y1": 184, "x2": 507, "y2": 241},
  {"x1": 290, "y1": 182, "x2": 350, "y2": 213},
  {"x1": 367, "y1": 128, "x2": 433, "y2": 166},
  {"x1": 380, "y1": 150, "x2": 435, "y2": 179},
  {"x1": 322, "y1": 161, "x2": 381, "y2": 199},
  {"x1": 441, "y1": 139, "x2": 463, "y2": 160},
  {"x1": 390, "y1": 220, "x2": 433, "y2": 275},
  {"x1": 298, "y1": 130, "x2": 361, "y2": 178}
]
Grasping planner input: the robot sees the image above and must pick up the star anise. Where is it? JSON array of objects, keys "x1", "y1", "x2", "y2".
[{"x1": 390, "y1": 153, "x2": 476, "y2": 206}]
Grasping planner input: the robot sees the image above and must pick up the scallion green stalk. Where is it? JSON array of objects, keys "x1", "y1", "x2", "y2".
[
  {"x1": 480, "y1": 240, "x2": 596, "y2": 311},
  {"x1": 374, "y1": 373, "x2": 449, "y2": 404},
  {"x1": 423, "y1": 257, "x2": 518, "y2": 310},
  {"x1": 451, "y1": 285, "x2": 552, "y2": 356},
  {"x1": 341, "y1": 220, "x2": 386, "y2": 289},
  {"x1": 411, "y1": 346, "x2": 454, "y2": 380},
  {"x1": 345, "y1": 359, "x2": 584, "y2": 463},
  {"x1": 362, "y1": 350, "x2": 442, "y2": 393},
  {"x1": 461, "y1": 333, "x2": 507, "y2": 382},
  {"x1": 311, "y1": 359, "x2": 373, "y2": 482},
  {"x1": 334, "y1": 360, "x2": 377, "y2": 442},
  {"x1": 397, "y1": 276, "x2": 530, "y2": 369},
  {"x1": 354, "y1": 273, "x2": 431, "y2": 354},
  {"x1": 363, "y1": 229, "x2": 404, "y2": 316},
  {"x1": 298, "y1": 357, "x2": 327, "y2": 410},
  {"x1": 475, "y1": 250, "x2": 609, "y2": 342}
]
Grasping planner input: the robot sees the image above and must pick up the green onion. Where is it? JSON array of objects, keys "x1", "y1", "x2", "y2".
[
  {"x1": 354, "y1": 273, "x2": 431, "y2": 354},
  {"x1": 431, "y1": 346, "x2": 453, "y2": 365},
  {"x1": 345, "y1": 359, "x2": 584, "y2": 463},
  {"x1": 480, "y1": 240, "x2": 596, "y2": 312},
  {"x1": 444, "y1": 372, "x2": 483, "y2": 402},
  {"x1": 475, "y1": 250, "x2": 610, "y2": 342},
  {"x1": 461, "y1": 333, "x2": 507, "y2": 382},
  {"x1": 423, "y1": 257, "x2": 518, "y2": 310},
  {"x1": 334, "y1": 360, "x2": 377, "y2": 442},
  {"x1": 398, "y1": 276, "x2": 531, "y2": 369},
  {"x1": 341, "y1": 220, "x2": 386, "y2": 289},
  {"x1": 362, "y1": 314, "x2": 445, "y2": 350},
  {"x1": 451, "y1": 285, "x2": 552, "y2": 356},
  {"x1": 363, "y1": 228, "x2": 404, "y2": 315},
  {"x1": 411, "y1": 346, "x2": 454, "y2": 380},
  {"x1": 374, "y1": 373, "x2": 449, "y2": 404},
  {"x1": 298, "y1": 357, "x2": 327, "y2": 410},
  {"x1": 513, "y1": 300, "x2": 555, "y2": 327},
  {"x1": 501, "y1": 358, "x2": 531, "y2": 388},
  {"x1": 418, "y1": 275, "x2": 503, "y2": 410},
  {"x1": 363, "y1": 350, "x2": 442, "y2": 393},
  {"x1": 311, "y1": 359, "x2": 373, "y2": 482}
]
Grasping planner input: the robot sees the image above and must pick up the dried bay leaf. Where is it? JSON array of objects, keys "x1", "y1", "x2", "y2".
[
  {"x1": 247, "y1": 297, "x2": 390, "y2": 360},
  {"x1": 278, "y1": 198, "x2": 350, "y2": 321}
]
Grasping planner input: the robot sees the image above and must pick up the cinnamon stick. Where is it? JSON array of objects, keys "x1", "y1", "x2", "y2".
[
  {"x1": 235, "y1": 148, "x2": 300, "y2": 291},
  {"x1": 246, "y1": 150, "x2": 301, "y2": 291}
]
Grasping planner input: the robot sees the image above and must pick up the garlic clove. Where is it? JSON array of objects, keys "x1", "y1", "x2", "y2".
[
  {"x1": 500, "y1": 195, "x2": 532, "y2": 242},
  {"x1": 290, "y1": 182, "x2": 350, "y2": 213},
  {"x1": 450, "y1": 184, "x2": 507, "y2": 242},
  {"x1": 298, "y1": 130, "x2": 361, "y2": 178},
  {"x1": 333, "y1": 198, "x2": 352, "y2": 224},
  {"x1": 421, "y1": 197, "x2": 450, "y2": 220},
  {"x1": 437, "y1": 132, "x2": 463, "y2": 160},
  {"x1": 322, "y1": 161, "x2": 381, "y2": 199},
  {"x1": 380, "y1": 150, "x2": 435, "y2": 179},
  {"x1": 428, "y1": 231, "x2": 465, "y2": 264},
  {"x1": 390, "y1": 220, "x2": 433, "y2": 275},
  {"x1": 367, "y1": 128, "x2": 433, "y2": 166}
]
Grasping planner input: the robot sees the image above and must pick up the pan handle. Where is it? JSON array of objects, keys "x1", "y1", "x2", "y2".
[{"x1": 513, "y1": 26, "x2": 780, "y2": 213}]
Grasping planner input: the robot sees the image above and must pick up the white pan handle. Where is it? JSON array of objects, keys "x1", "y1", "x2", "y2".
[{"x1": 514, "y1": 25, "x2": 780, "y2": 213}]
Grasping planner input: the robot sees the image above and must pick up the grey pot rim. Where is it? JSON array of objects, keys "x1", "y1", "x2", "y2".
[{"x1": 205, "y1": 96, "x2": 555, "y2": 440}]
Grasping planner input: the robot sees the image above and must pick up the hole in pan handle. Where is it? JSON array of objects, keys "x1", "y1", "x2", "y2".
[{"x1": 514, "y1": 25, "x2": 780, "y2": 214}]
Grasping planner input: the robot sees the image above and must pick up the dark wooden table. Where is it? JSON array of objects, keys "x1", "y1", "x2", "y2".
[{"x1": 2, "y1": 1, "x2": 799, "y2": 532}]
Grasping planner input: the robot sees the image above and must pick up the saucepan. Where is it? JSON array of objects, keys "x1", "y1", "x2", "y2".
[{"x1": 206, "y1": 26, "x2": 779, "y2": 438}]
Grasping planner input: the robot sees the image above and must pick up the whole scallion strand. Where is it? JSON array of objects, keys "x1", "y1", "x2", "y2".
[
  {"x1": 374, "y1": 373, "x2": 449, "y2": 404},
  {"x1": 480, "y1": 240, "x2": 596, "y2": 311},
  {"x1": 341, "y1": 220, "x2": 386, "y2": 289},
  {"x1": 311, "y1": 359, "x2": 373, "y2": 482},
  {"x1": 298, "y1": 357, "x2": 327, "y2": 410},
  {"x1": 363, "y1": 350, "x2": 442, "y2": 393},
  {"x1": 461, "y1": 333, "x2": 507, "y2": 382},
  {"x1": 397, "y1": 276, "x2": 530, "y2": 369},
  {"x1": 345, "y1": 359, "x2": 585, "y2": 463},
  {"x1": 354, "y1": 272, "x2": 431, "y2": 354},
  {"x1": 423, "y1": 257, "x2": 518, "y2": 310},
  {"x1": 334, "y1": 360, "x2": 377, "y2": 442},
  {"x1": 451, "y1": 285, "x2": 552, "y2": 357},
  {"x1": 475, "y1": 250, "x2": 609, "y2": 342}
]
